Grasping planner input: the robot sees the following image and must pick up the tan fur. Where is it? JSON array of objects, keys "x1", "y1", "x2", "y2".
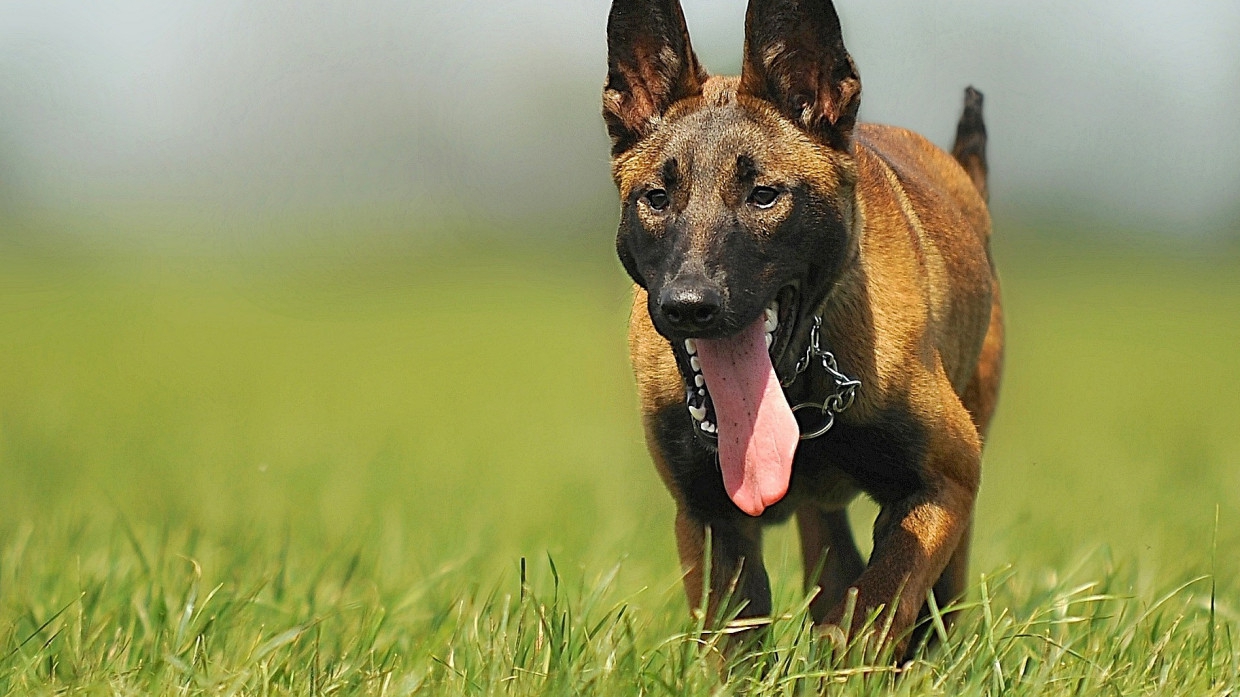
[
  {"x1": 607, "y1": 3, "x2": 1002, "y2": 657},
  {"x1": 625, "y1": 115, "x2": 1002, "y2": 653}
]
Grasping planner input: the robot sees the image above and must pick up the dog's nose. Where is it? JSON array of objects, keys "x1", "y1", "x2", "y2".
[{"x1": 658, "y1": 281, "x2": 723, "y2": 334}]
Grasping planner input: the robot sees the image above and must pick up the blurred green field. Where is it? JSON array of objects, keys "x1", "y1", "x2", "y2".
[{"x1": 1, "y1": 235, "x2": 1238, "y2": 694}]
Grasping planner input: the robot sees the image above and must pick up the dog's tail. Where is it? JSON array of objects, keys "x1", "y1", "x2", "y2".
[{"x1": 951, "y1": 86, "x2": 989, "y2": 204}]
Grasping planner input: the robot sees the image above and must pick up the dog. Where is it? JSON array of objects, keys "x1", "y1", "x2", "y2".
[{"x1": 603, "y1": 0, "x2": 1003, "y2": 655}]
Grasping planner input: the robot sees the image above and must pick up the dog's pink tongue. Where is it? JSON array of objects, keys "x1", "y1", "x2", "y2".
[{"x1": 696, "y1": 317, "x2": 799, "y2": 517}]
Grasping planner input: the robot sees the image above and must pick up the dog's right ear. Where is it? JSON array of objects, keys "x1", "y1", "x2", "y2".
[{"x1": 603, "y1": 0, "x2": 707, "y2": 155}]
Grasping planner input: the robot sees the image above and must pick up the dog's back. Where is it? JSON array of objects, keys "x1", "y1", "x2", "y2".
[{"x1": 851, "y1": 88, "x2": 1002, "y2": 439}]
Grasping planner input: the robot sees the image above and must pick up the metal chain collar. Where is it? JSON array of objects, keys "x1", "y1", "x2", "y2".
[{"x1": 781, "y1": 316, "x2": 862, "y2": 440}]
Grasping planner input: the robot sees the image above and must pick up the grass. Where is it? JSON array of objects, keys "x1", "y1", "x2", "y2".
[{"x1": 1, "y1": 234, "x2": 1238, "y2": 694}]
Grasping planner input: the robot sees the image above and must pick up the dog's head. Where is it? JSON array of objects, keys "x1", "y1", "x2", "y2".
[
  {"x1": 605, "y1": 1, "x2": 866, "y2": 514},
  {"x1": 605, "y1": 0, "x2": 862, "y2": 378}
]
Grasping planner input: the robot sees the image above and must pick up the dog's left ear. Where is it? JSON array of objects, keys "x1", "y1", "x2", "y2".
[
  {"x1": 739, "y1": 0, "x2": 861, "y2": 148},
  {"x1": 603, "y1": 0, "x2": 707, "y2": 155}
]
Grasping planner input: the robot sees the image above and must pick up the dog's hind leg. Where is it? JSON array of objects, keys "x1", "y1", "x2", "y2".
[
  {"x1": 951, "y1": 86, "x2": 989, "y2": 203},
  {"x1": 962, "y1": 291, "x2": 1004, "y2": 441},
  {"x1": 797, "y1": 506, "x2": 866, "y2": 624}
]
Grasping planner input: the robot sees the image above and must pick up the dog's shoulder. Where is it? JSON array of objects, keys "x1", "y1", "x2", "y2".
[
  {"x1": 853, "y1": 123, "x2": 991, "y2": 248},
  {"x1": 845, "y1": 123, "x2": 996, "y2": 393}
]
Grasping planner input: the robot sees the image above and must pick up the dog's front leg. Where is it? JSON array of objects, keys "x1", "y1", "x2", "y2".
[
  {"x1": 675, "y1": 510, "x2": 771, "y2": 630},
  {"x1": 824, "y1": 402, "x2": 981, "y2": 655},
  {"x1": 798, "y1": 506, "x2": 866, "y2": 624}
]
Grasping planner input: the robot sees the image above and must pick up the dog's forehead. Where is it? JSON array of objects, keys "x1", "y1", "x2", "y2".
[
  {"x1": 658, "y1": 102, "x2": 831, "y2": 181},
  {"x1": 661, "y1": 104, "x2": 777, "y2": 167},
  {"x1": 612, "y1": 93, "x2": 847, "y2": 196}
]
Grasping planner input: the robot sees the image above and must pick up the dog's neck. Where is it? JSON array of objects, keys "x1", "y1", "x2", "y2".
[{"x1": 782, "y1": 195, "x2": 868, "y2": 411}]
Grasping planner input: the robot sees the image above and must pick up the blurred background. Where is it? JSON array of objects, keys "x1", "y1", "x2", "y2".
[
  {"x1": 3, "y1": 0, "x2": 1239, "y2": 250},
  {"x1": 2, "y1": 0, "x2": 1239, "y2": 601}
]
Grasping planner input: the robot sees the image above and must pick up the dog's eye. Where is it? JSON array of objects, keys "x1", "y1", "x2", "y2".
[
  {"x1": 644, "y1": 189, "x2": 670, "y2": 211},
  {"x1": 749, "y1": 186, "x2": 781, "y2": 209}
]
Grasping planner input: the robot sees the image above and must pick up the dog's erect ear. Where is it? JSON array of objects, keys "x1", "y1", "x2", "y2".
[
  {"x1": 739, "y1": 0, "x2": 861, "y2": 147},
  {"x1": 603, "y1": 0, "x2": 707, "y2": 155}
]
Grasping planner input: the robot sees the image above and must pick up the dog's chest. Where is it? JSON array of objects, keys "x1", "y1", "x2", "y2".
[
  {"x1": 791, "y1": 410, "x2": 927, "y2": 506},
  {"x1": 654, "y1": 404, "x2": 927, "y2": 521}
]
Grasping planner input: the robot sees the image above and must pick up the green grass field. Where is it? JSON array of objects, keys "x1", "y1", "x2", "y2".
[{"x1": 1, "y1": 235, "x2": 1238, "y2": 694}]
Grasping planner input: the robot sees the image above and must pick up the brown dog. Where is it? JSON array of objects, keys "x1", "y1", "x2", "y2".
[{"x1": 603, "y1": 0, "x2": 1003, "y2": 654}]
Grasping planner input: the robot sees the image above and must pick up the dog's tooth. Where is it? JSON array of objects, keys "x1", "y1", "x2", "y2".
[
  {"x1": 684, "y1": 339, "x2": 697, "y2": 355},
  {"x1": 702, "y1": 422, "x2": 716, "y2": 434},
  {"x1": 688, "y1": 404, "x2": 706, "y2": 422},
  {"x1": 690, "y1": 356, "x2": 701, "y2": 372},
  {"x1": 698, "y1": 388, "x2": 707, "y2": 397},
  {"x1": 764, "y1": 312, "x2": 777, "y2": 333},
  {"x1": 765, "y1": 332, "x2": 774, "y2": 349},
  {"x1": 695, "y1": 374, "x2": 705, "y2": 388}
]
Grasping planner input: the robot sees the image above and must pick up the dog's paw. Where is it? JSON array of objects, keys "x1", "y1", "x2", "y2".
[{"x1": 814, "y1": 622, "x2": 848, "y2": 651}]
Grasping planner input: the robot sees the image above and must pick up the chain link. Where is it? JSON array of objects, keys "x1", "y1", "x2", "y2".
[
  {"x1": 682, "y1": 315, "x2": 860, "y2": 443},
  {"x1": 784, "y1": 316, "x2": 861, "y2": 440}
]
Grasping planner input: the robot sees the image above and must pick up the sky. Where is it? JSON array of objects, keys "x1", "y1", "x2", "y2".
[{"x1": 1, "y1": 0, "x2": 1238, "y2": 239}]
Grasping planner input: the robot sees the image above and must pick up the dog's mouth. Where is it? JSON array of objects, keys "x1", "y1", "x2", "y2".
[
  {"x1": 672, "y1": 284, "x2": 802, "y2": 516},
  {"x1": 675, "y1": 285, "x2": 800, "y2": 443}
]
